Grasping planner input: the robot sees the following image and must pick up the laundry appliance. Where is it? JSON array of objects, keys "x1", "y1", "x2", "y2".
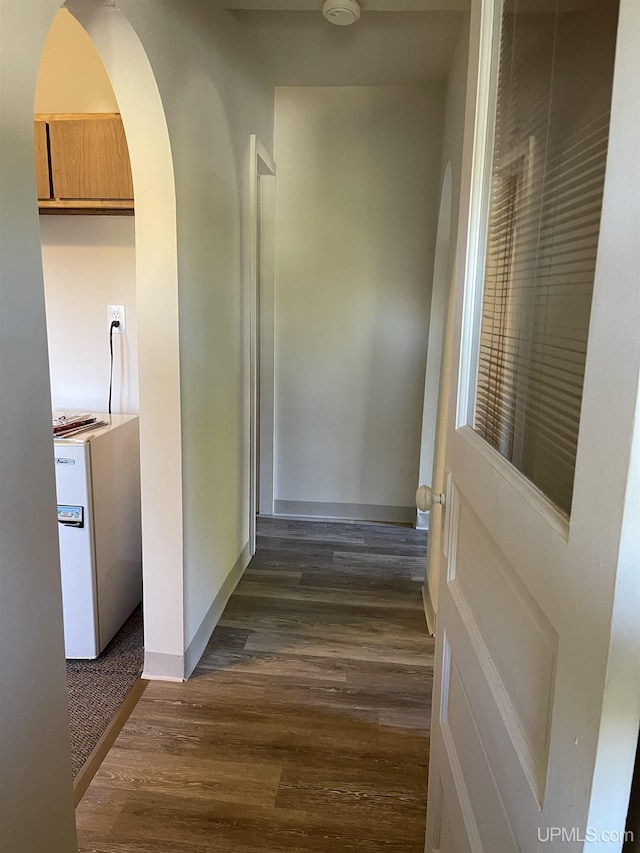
[{"x1": 53, "y1": 414, "x2": 142, "y2": 659}]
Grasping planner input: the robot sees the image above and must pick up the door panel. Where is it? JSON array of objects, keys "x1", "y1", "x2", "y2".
[
  {"x1": 443, "y1": 650, "x2": 518, "y2": 852},
  {"x1": 451, "y1": 494, "x2": 558, "y2": 788},
  {"x1": 436, "y1": 793, "x2": 468, "y2": 853},
  {"x1": 425, "y1": 0, "x2": 640, "y2": 850},
  {"x1": 431, "y1": 754, "x2": 477, "y2": 853}
]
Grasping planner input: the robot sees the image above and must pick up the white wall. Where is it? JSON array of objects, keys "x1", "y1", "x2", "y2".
[
  {"x1": 439, "y1": 15, "x2": 472, "y2": 246},
  {"x1": 0, "y1": 2, "x2": 80, "y2": 850},
  {"x1": 273, "y1": 84, "x2": 444, "y2": 522},
  {"x1": 35, "y1": 8, "x2": 118, "y2": 114},
  {"x1": 114, "y1": 0, "x2": 275, "y2": 669},
  {"x1": 37, "y1": 9, "x2": 138, "y2": 416},
  {"x1": 41, "y1": 216, "x2": 138, "y2": 414}
]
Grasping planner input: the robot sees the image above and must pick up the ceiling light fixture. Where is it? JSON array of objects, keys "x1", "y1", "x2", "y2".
[{"x1": 322, "y1": 0, "x2": 361, "y2": 26}]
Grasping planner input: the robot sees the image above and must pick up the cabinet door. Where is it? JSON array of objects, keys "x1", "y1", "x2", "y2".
[
  {"x1": 34, "y1": 120, "x2": 51, "y2": 200},
  {"x1": 49, "y1": 115, "x2": 133, "y2": 201}
]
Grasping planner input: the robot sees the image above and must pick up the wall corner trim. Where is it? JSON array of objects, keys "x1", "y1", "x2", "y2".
[
  {"x1": 183, "y1": 542, "x2": 252, "y2": 680},
  {"x1": 143, "y1": 651, "x2": 185, "y2": 682}
]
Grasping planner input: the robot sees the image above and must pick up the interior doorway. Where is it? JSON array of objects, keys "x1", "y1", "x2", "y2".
[
  {"x1": 249, "y1": 135, "x2": 276, "y2": 555},
  {"x1": 61, "y1": 0, "x2": 184, "y2": 684},
  {"x1": 33, "y1": 0, "x2": 182, "y2": 799},
  {"x1": 417, "y1": 163, "x2": 453, "y2": 635},
  {"x1": 36, "y1": 6, "x2": 145, "y2": 798}
]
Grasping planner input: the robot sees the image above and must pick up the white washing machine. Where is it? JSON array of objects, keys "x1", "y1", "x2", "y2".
[{"x1": 53, "y1": 414, "x2": 142, "y2": 659}]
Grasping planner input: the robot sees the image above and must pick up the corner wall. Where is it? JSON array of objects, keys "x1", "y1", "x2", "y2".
[
  {"x1": 0, "y1": 2, "x2": 79, "y2": 850},
  {"x1": 114, "y1": 0, "x2": 275, "y2": 670},
  {"x1": 273, "y1": 84, "x2": 444, "y2": 522},
  {"x1": 41, "y1": 216, "x2": 138, "y2": 414}
]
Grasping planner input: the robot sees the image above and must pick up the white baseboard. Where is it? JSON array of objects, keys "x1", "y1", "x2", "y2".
[
  {"x1": 143, "y1": 651, "x2": 185, "y2": 682},
  {"x1": 183, "y1": 541, "x2": 251, "y2": 679},
  {"x1": 422, "y1": 583, "x2": 437, "y2": 637},
  {"x1": 274, "y1": 500, "x2": 415, "y2": 525},
  {"x1": 142, "y1": 543, "x2": 251, "y2": 682}
]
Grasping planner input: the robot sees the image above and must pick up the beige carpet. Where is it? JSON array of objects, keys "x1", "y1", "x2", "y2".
[{"x1": 65, "y1": 605, "x2": 143, "y2": 777}]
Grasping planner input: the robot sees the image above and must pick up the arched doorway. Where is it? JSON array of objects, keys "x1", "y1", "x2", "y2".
[
  {"x1": 2, "y1": 0, "x2": 247, "y2": 847},
  {"x1": 63, "y1": 0, "x2": 185, "y2": 680}
]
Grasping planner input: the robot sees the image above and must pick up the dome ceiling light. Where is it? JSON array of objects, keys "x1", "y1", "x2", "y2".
[{"x1": 322, "y1": 0, "x2": 361, "y2": 26}]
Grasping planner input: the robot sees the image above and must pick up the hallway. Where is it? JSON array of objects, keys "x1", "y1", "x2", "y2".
[{"x1": 75, "y1": 517, "x2": 434, "y2": 852}]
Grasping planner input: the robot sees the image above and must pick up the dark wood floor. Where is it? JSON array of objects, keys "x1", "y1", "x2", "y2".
[{"x1": 76, "y1": 517, "x2": 433, "y2": 852}]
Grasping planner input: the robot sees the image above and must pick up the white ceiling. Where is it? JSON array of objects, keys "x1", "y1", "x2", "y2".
[
  {"x1": 231, "y1": 9, "x2": 466, "y2": 86},
  {"x1": 225, "y1": 0, "x2": 589, "y2": 10},
  {"x1": 225, "y1": 0, "x2": 469, "y2": 8}
]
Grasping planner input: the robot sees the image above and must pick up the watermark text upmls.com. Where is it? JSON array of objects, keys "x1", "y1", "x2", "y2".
[{"x1": 538, "y1": 827, "x2": 633, "y2": 844}]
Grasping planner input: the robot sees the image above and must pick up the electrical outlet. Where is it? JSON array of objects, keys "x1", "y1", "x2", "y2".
[{"x1": 107, "y1": 304, "x2": 126, "y2": 334}]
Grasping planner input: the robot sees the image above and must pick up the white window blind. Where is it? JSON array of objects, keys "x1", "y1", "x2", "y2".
[{"x1": 474, "y1": 0, "x2": 620, "y2": 516}]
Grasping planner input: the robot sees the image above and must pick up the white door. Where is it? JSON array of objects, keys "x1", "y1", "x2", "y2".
[
  {"x1": 419, "y1": 164, "x2": 453, "y2": 636},
  {"x1": 425, "y1": 1, "x2": 640, "y2": 851},
  {"x1": 249, "y1": 135, "x2": 276, "y2": 555}
]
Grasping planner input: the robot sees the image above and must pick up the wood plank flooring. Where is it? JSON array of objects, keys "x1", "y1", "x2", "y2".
[{"x1": 75, "y1": 517, "x2": 433, "y2": 852}]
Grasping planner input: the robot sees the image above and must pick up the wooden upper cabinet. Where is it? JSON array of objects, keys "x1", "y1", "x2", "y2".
[
  {"x1": 47, "y1": 113, "x2": 133, "y2": 202},
  {"x1": 34, "y1": 120, "x2": 52, "y2": 200}
]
